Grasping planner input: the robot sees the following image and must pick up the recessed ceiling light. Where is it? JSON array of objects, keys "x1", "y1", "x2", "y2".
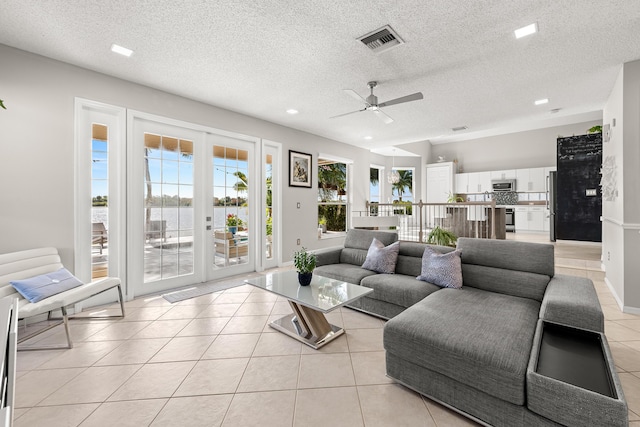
[
  {"x1": 534, "y1": 98, "x2": 549, "y2": 105},
  {"x1": 286, "y1": 109, "x2": 299, "y2": 115},
  {"x1": 514, "y1": 23, "x2": 538, "y2": 39},
  {"x1": 111, "y1": 44, "x2": 133, "y2": 57},
  {"x1": 364, "y1": 136, "x2": 373, "y2": 140}
]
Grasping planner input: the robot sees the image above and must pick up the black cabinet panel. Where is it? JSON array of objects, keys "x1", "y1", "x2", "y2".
[{"x1": 556, "y1": 134, "x2": 602, "y2": 242}]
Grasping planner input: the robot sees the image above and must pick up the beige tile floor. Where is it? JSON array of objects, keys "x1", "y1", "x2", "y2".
[{"x1": 13, "y1": 233, "x2": 640, "y2": 426}]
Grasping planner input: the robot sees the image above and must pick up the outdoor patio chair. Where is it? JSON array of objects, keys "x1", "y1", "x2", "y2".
[
  {"x1": 215, "y1": 231, "x2": 248, "y2": 266},
  {"x1": 0, "y1": 247, "x2": 124, "y2": 350},
  {"x1": 92, "y1": 222, "x2": 108, "y2": 254}
]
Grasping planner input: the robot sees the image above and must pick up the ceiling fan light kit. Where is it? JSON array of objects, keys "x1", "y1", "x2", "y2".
[{"x1": 330, "y1": 81, "x2": 423, "y2": 124}]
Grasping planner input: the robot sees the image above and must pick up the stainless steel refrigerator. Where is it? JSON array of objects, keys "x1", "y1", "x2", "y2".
[{"x1": 548, "y1": 171, "x2": 557, "y2": 242}]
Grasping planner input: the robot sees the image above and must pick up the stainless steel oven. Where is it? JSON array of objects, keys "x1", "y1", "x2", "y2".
[{"x1": 505, "y1": 208, "x2": 515, "y2": 232}]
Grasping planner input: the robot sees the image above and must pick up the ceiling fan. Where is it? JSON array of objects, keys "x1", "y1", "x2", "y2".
[{"x1": 330, "y1": 81, "x2": 423, "y2": 124}]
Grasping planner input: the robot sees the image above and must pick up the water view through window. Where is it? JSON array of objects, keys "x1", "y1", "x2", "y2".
[
  {"x1": 91, "y1": 124, "x2": 109, "y2": 279},
  {"x1": 142, "y1": 133, "x2": 194, "y2": 282}
]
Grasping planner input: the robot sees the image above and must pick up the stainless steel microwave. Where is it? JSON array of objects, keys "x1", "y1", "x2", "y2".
[{"x1": 491, "y1": 179, "x2": 516, "y2": 192}]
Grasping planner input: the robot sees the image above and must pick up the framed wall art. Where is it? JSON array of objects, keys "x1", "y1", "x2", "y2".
[{"x1": 289, "y1": 150, "x2": 312, "y2": 188}]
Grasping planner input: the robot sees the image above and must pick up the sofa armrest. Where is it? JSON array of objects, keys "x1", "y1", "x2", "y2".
[
  {"x1": 313, "y1": 248, "x2": 343, "y2": 266},
  {"x1": 540, "y1": 274, "x2": 604, "y2": 333}
]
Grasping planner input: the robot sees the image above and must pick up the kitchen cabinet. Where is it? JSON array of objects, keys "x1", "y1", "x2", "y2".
[
  {"x1": 490, "y1": 170, "x2": 517, "y2": 180},
  {"x1": 467, "y1": 171, "x2": 491, "y2": 193},
  {"x1": 516, "y1": 167, "x2": 546, "y2": 192},
  {"x1": 455, "y1": 173, "x2": 468, "y2": 194},
  {"x1": 515, "y1": 207, "x2": 529, "y2": 231},
  {"x1": 529, "y1": 207, "x2": 545, "y2": 231},
  {"x1": 515, "y1": 206, "x2": 545, "y2": 231}
]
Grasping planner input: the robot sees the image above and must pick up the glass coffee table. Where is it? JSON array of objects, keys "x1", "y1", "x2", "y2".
[{"x1": 244, "y1": 270, "x2": 373, "y2": 349}]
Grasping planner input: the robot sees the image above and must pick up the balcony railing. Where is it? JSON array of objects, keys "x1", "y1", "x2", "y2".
[{"x1": 354, "y1": 200, "x2": 499, "y2": 243}]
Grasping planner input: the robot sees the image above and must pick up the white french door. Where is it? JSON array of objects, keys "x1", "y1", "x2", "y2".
[
  {"x1": 77, "y1": 106, "x2": 267, "y2": 300},
  {"x1": 129, "y1": 116, "x2": 204, "y2": 296},
  {"x1": 205, "y1": 134, "x2": 256, "y2": 278},
  {"x1": 129, "y1": 113, "x2": 258, "y2": 297}
]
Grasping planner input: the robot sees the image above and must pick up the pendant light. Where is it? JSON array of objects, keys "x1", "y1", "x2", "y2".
[{"x1": 387, "y1": 148, "x2": 400, "y2": 184}]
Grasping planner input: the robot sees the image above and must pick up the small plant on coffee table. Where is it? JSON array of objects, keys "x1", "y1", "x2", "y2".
[{"x1": 294, "y1": 247, "x2": 317, "y2": 286}]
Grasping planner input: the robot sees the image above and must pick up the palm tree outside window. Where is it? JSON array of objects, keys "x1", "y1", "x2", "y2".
[{"x1": 318, "y1": 158, "x2": 348, "y2": 233}]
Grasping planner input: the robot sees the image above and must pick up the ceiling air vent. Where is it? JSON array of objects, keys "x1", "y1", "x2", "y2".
[{"x1": 358, "y1": 25, "x2": 404, "y2": 53}]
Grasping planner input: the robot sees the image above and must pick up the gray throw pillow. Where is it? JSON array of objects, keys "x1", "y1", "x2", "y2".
[
  {"x1": 417, "y1": 245, "x2": 463, "y2": 289},
  {"x1": 361, "y1": 238, "x2": 400, "y2": 274}
]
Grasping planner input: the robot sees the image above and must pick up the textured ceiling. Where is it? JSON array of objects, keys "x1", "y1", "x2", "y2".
[{"x1": 1, "y1": 0, "x2": 640, "y2": 150}]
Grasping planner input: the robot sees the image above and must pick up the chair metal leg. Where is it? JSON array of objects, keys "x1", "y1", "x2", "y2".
[
  {"x1": 61, "y1": 306, "x2": 73, "y2": 349},
  {"x1": 18, "y1": 283, "x2": 125, "y2": 351}
]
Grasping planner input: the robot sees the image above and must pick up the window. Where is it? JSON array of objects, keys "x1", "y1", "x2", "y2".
[
  {"x1": 369, "y1": 166, "x2": 382, "y2": 216},
  {"x1": 91, "y1": 124, "x2": 109, "y2": 279},
  {"x1": 318, "y1": 158, "x2": 348, "y2": 234},
  {"x1": 143, "y1": 133, "x2": 195, "y2": 281},
  {"x1": 391, "y1": 167, "x2": 414, "y2": 215},
  {"x1": 212, "y1": 145, "x2": 250, "y2": 267}
]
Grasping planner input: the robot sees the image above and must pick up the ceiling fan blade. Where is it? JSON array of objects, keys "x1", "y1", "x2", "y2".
[
  {"x1": 344, "y1": 89, "x2": 367, "y2": 104},
  {"x1": 378, "y1": 92, "x2": 424, "y2": 108},
  {"x1": 330, "y1": 109, "x2": 366, "y2": 119},
  {"x1": 373, "y1": 109, "x2": 394, "y2": 124}
]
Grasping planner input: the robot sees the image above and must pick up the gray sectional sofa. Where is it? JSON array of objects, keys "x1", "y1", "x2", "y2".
[{"x1": 314, "y1": 229, "x2": 628, "y2": 427}]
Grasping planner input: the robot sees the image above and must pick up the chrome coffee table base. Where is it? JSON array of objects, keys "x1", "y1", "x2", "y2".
[{"x1": 269, "y1": 301, "x2": 344, "y2": 349}]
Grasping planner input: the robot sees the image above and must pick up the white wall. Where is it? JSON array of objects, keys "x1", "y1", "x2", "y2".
[
  {"x1": 430, "y1": 121, "x2": 602, "y2": 173},
  {"x1": 602, "y1": 66, "x2": 625, "y2": 304},
  {"x1": 602, "y1": 59, "x2": 640, "y2": 312},
  {"x1": 0, "y1": 44, "x2": 376, "y2": 266}
]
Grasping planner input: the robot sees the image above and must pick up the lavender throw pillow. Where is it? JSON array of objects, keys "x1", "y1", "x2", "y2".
[
  {"x1": 361, "y1": 238, "x2": 400, "y2": 274},
  {"x1": 417, "y1": 246, "x2": 463, "y2": 289}
]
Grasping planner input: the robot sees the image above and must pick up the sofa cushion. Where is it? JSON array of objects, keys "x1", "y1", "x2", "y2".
[
  {"x1": 340, "y1": 230, "x2": 398, "y2": 266},
  {"x1": 457, "y1": 237, "x2": 554, "y2": 276},
  {"x1": 395, "y1": 242, "x2": 453, "y2": 276},
  {"x1": 344, "y1": 229, "x2": 398, "y2": 250},
  {"x1": 462, "y1": 264, "x2": 550, "y2": 302},
  {"x1": 360, "y1": 274, "x2": 441, "y2": 308},
  {"x1": 361, "y1": 238, "x2": 400, "y2": 274},
  {"x1": 384, "y1": 287, "x2": 540, "y2": 405},
  {"x1": 457, "y1": 238, "x2": 553, "y2": 301},
  {"x1": 417, "y1": 246, "x2": 463, "y2": 289},
  {"x1": 314, "y1": 263, "x2": 377, "y2": 285}
]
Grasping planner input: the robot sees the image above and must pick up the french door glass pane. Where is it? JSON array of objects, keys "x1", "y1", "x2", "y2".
[
  {"x1": 213, "y1": 145, "x2": 249, "y2": 267},
  {"x1": 91, "y1": 124, "x2": 109, "y2": 279},
  {"x1": 143, "y1": 132, "x2": 194, "y2": 282}
]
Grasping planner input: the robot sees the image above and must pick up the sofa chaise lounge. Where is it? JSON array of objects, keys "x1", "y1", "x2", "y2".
[{"x1": 314, "y1": 229, "x2": 627, "y2": 427}]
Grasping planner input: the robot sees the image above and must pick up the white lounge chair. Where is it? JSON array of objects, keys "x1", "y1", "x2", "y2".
[{"x1": 0, "y1": 247, "x2": 124, "y2": 350}]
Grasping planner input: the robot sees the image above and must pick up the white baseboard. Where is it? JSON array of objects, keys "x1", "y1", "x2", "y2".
[{"x1": 604, "y1": 277, "x2": 624, "y2": 311}]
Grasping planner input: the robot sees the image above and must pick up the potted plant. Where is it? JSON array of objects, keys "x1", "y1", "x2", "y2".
[
  {"x1": 318, "y1": 216, "x2": 327, "y2": 233},
  {"x1": 293, "y1": 247, "x2": 317, "y2": 286},
  {"x1": 447, "y1": 192, "x2": 464, "y2": 203},
  {"x1": 427, "y1": 226, "x2": 458, "y2": 247},
  {"x1": 226, "y1": 213, "x2": 242, "y2": 235}
]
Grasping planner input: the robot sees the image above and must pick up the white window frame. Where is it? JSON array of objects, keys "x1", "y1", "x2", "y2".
[
  {"x1": 74, "y1": 98, "x2": 127, "y2": 304},
  {"x1": 318, "y1": 153, "x2": 352, "y2": 237}
]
